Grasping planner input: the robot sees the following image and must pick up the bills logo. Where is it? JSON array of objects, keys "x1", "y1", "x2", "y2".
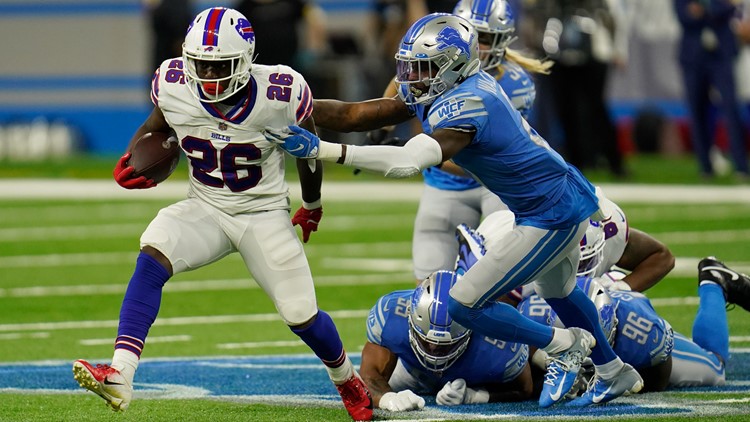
[{"x1": 236, "y1": 18, "x2": 255, "y2": 43}]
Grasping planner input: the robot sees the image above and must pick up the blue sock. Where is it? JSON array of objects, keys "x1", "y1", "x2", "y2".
[
  {"x1": 291, "y1": 310, "x2": 346, "y2": 368},
  {"x1": 116, "y1": 252, "x2": 170, "y2": 357},
  {"x1": 547, "y1": 286, "x2": 617, "y2": 364},
  {"x1": 448, "y1": 296, "x2": 554, "y2": 348},
  {"x1": 693, "y1": 282, "x2": 729, "y2": 363}
]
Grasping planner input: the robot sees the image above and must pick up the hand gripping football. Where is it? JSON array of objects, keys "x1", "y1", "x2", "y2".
[{"x1": 127, "y1": 132, "x2": 180, "y2": 184}]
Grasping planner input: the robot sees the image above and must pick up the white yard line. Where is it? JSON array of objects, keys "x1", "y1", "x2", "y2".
[{"x1": 2, "y1": 180, "x2": 750, "y2": 203}]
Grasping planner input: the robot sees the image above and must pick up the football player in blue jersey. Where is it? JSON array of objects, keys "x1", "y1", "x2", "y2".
[
  {"x1": 368, "y1": 0, "x2": 553, "y2": 286},
  {"x1": 360, "y1": 270, "x2": 532, "y2": 412},
  {"x1": 265, "y1": 12, "x2": 643, "y2": 407},
  {"x1": 518, "y1": 257, "x2": 750, "y2": 394}
]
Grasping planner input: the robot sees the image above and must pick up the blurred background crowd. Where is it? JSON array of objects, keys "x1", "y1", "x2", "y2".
[{"x1": 2, "y1": 0, "x2": 750, "y2": 181}]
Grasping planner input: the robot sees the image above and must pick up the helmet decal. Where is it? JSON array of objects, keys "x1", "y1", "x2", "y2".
[
  {"x1": 236, "y1": 18, "x2": 255, "y2": 44},
  {"x1": 436, "y1": 26, "x2": 473, "y2": 60},
  {"x1": 202, "y1": 7, "x2": 227, "y2": 47}
]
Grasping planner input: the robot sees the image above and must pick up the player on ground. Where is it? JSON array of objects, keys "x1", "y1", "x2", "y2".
[
  {"x1": 264, "y1": 13, "x2": 643, "y2": 407},
  {"x1": 71, "y1": 8, "x2": 372, "y2": 421},
  {"x1": 518, "y1": 257, "x2": 750, "y2": 393},
  {"x1": 360, "y1": 271, "x2": 533, "y2": 412}
]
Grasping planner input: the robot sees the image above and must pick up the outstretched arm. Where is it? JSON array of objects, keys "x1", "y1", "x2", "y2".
[
  {"x1": 312, "y1": 97, "x2": 412, "y2": 132},
  {"x1": 616, "y1": 228, "x2": 675, "y2": 293},
  {"x1": 266, "y1": 125, "x2": 472, "y2": 179}
]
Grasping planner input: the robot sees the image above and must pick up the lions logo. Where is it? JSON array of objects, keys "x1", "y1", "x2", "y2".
[{"x1": 436, "y1": 27, "x2": 472, "y2": 59}]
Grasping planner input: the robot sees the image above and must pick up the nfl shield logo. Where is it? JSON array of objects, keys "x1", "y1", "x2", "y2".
[{"x1": 218, "y1": 122, "x2": 227, "y2": 131}]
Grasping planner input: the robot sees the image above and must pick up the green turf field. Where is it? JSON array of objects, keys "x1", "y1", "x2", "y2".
[{"x1": 1, "y1": 155, "x2": 750, "y2": 421}]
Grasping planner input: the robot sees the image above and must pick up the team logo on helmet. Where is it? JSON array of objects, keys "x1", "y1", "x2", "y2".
[
  {"x1": 235, "y1": 18, "x2": 255, "y2": 43},
  {"x1": 436, "y1": 27, "x2": 472, "y2": 60}
]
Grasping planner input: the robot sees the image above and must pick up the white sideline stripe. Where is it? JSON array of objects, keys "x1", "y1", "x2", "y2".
[
  {"x1": 2, "y1": 180, "x2": 750, "y2": 203},
  {"x1": 0, "y1": 332, "x2": 49, "y2": 340},
  {"x1": 216, "y1": 340, "x2": 306, "y2": 350},
  {"x1": 0, "y1": 242, "x2": 414, "y2": 268},
  {"x1": 0, "y1": 216, "x2": 415, "y2": 242},
  {"x1": 3, "y1": 221, "x2": 749, "y2": 245},
  {"x1": 0, "y1": 272, "x2": 414, "y2": 298},
  {"x1": 80, "y1": 335, "x2": 191, "y2": 346},
  {"x1": 0, "y1": 310, "x2": 369, "y2": 333},
  {"x1": 3, "y1": 258, "x2": 750, "y2": 298}
]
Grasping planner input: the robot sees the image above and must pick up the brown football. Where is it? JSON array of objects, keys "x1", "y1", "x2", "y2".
[{"x1": 127, "y1": 132, "x2": 180, "y2": 184}]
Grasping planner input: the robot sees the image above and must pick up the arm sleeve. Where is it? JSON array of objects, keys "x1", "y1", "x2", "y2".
[{"x1": 318, "y1": 133, "x2": 442, "y2": 178}]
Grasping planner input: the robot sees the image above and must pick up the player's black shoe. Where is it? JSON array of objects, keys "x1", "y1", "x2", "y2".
[{"x1": 698, "y1": 256, "x2": 750, "y2": 312}]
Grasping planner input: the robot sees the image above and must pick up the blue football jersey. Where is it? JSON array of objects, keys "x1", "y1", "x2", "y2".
[
  {"x1": 367, "y1": 290, "x2": 528, "y2": 391},
  {"x1": 410, "y1": 70, "x2": 599, "y2": 228},
  {"x1": 518, "y1": 290, "x2": 674, "y2": 370},
  {"x1": 421, "y1": 61, "x2": 537, "y2": 192},
  {"x1": 607, "y1": 290, "x2": 674, "y2": 369}
]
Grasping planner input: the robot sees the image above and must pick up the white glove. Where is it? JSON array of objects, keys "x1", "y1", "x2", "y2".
[
  {"x1": 378, "y1": 389, "x2": 425, "y2": 411},
  {"x1": 436, "y1": 379, "x2": 490, "y2": 406}
]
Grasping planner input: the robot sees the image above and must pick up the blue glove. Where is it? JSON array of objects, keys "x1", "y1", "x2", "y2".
[{"x1": 264, "y1": 125, "x2": 320, "y2": 159}]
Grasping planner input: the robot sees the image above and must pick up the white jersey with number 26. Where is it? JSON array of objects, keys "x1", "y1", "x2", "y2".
[{"x1": 151, "y1": 58, "x2": 313, "y2": 215}]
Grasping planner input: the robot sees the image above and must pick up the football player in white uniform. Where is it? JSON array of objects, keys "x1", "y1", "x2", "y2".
[{"x1": 71, "y1": 8, "x2": 372, "y2": 421}]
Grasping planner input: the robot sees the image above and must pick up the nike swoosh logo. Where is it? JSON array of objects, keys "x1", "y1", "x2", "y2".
[
  {"x1": 592, "y1": 384, "x2": 613, "y2": 403},
  {"x1": 289, "y1": 145, "x2": 304, "y2": 153},
  {"x1": 103, "y1": 378, "x2": 124, "y2": 386},
  {"x1": 702, "y1": 266, "x2": 740, "y2": 281},
  {"x1": 297, "y1": 86, "x2": 303, "y2": 100},
  {"x1": 548, "y1": 374, "x2": 568, "y2": 401}
]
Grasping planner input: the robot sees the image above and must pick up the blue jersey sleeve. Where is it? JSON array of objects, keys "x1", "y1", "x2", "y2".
[{"x1": 366, "y1": 290, "x2": 412, "y2": 345}]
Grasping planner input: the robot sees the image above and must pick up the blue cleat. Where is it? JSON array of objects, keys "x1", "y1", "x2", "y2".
[
  {"x1": 539, "y1": 327, "x2": 595, "y2": 408},
  {"x1": 454, "y1": 224, "x2": 486, "y2": 276},
  {"x1": 567, "y1": 362, "x2": 643, "y2": 406}
]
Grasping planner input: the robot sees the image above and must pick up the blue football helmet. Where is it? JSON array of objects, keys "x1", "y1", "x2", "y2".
[
  {"x1": 408, "y1": 271, "x2": 471, "y2": 372},
  {"x1": 453, "y1": 0, "x2": 516, "y2": 70},
  {"x1": 395, "y1": 13, "x2": 481, "y2": 105}
]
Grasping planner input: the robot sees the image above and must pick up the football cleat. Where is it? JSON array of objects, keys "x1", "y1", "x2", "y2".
[
  {"x1": 539, "y1": 327, "x2": 595, "y2": 408},
  {"x1": 455, "y1": 223, "x2": 486, "y2": 275},
  {"x1": 335, "y1": 373, "x2": 373, "y2": 421},
  {"x1": 72, "y1": 360, "x2": 132, "y2": 411},
  {"x1": 699, "y1": 256, "x2": 750, "y2": 312},
  {"x1": 567, "y1": 362, "x2": 643, "y2": 406}
]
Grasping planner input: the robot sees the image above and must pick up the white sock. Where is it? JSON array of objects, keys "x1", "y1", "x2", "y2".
[
  {"x1": 595, "y1": 357, "x2": 624, "y2": 380},
  {"x1": 327, "y1": 355, "x2": 355, "y2": 385},
  {"x1": 542, "y1": 328, "x2": 575, "y2": 355},
  {"x1": 111, "y1": 349, "x2": 139, "y2": 385}
]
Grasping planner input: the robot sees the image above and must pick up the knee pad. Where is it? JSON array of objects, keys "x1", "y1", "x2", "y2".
[{"x1": 277, "y1": 297, "x2": 317, "y2": 326}]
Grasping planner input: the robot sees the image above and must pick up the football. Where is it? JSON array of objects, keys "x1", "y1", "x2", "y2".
[{"x1": 127, "y1": 131, "x2": 181, "y2": 184}]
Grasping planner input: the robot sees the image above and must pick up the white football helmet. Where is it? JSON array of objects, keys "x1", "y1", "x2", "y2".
[
  {"x1": 577, "y1": 220, "x2": 606, "y2": 277},
  {"x1": 395, "y1": 13, "x2": 481, "y2": 105},
  {"x1": 182, "y1": 7, "x2": 255, "y2": 103},
  {"x1": 453, "y1": 0, "x2": 516, "y2": 70},
  {"x1": 408, "y1": 271, "x2": 471, "y2": 372}
]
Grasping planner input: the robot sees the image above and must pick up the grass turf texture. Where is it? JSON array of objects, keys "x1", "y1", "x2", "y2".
[{"x1": 1, "y1": 153, "x2": 749, "y2": 421}]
